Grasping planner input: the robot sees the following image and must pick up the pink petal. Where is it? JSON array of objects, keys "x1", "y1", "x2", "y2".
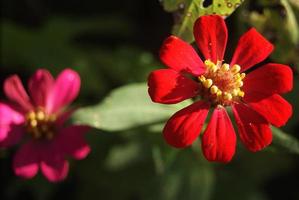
[
  {"x1": 0, "y1": 102, "x2": 24, "y2": 125},
  {"x1": 55, "y1": 108, "x2": 76, "y2": 127},
  {"x1": 40, "y1": 160, "x2": 69, "y2": 182},
  {"x1": 28, "y1": 69, "x2": 54, "y2": 107},
  {"x1": 148, "y1": 69, "x2": 200, "y2": 104},
  {"x1": 193, "y1": 15, "x2": 228, "y2": 62},
  {"x1": 160, "y1": 36, "x2": 206, "y2": 76},
  {"x1": 40, "y1": 145, "x2": 69, "y2": 182},
  {"x1": 4, "y1": 75, "x2": 33, "y2": 112},
  {"x1": 13, "y1": 141, "x2": 39, "y2": 179},
  {"x1": 57, "y1": 125, "x2": 91, "y2": 160},
  {"x1": 202, "y1": 106, "x2": 236, "y2": 163},
  {"x1": 0, "y1": 102, "x2": 25, "y2": 142},
  {"x1": 232, "y1": 103, "x2": 272, "y2": 152},
  {"x1": 230, "y1": 28, "x2": 274, "y2": 72},
  {"x1": 243, "y1": 63, "x2": 293, "y2": 102},
  {"x1": 0, "y1": 125, "x2": 24, "y2": 147},
  {"x1": 248, "y1": 94, "x2": 292, "y2": 127},
  {"x1": 163, "y1": 101, "x2": 210, "y2": 148},
  {"x1": 46, "y1": 69, "x2": 80, "y2": 114}
]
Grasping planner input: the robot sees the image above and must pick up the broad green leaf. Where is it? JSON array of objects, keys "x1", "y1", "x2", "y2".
[
  {"x1": 71, "y1": 83, "x2": 192, "y2": 131},
  {"x1": 272, "y1": 127, "x2": 299, "y2": 154},
  {"x1": 161, "y1": 0, "x2": 245, "y2": 42}
]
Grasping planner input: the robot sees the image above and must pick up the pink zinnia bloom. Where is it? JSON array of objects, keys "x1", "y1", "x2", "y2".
[
  {"x1": 148, "y1": 15, "x2": 293, "y2": 162},
  {"x1": 0, "y1": 69, "x2": 90, "y2": 182}
]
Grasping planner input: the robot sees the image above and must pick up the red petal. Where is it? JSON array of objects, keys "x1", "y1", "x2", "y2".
[
  {"x1": 248, "y1": 94, "x2": 292, "y2": 127},
  {"x1": 230, "y1": 28, "x2": 274, "y2": 72},
  {"x1": 46, "y1": 69, "x2": 80, "y2": 114},
  {"x1": 232, "y1": 103, "x2": 272, "y2": 152},
  {"x1": 243, "y1": 63, "x2": 293, "y2": 102},
  {"x1": 148, "y1": 69, "x2": 200, "y2": 104},
  {"x1": 193, "y1": 15, "x2": 228, "y2": 62},
  {"x1": 202, "y1": 107, "x2": 236, "y2": 163},
  {"x1": 163, "y1": 101, "x2": 209, "y2": 148},
  {"x1": 160, "y1": 36, "x2": 205, "y2": 76},
  {"x1": 28, "y1": 69, "x2": 54, "y2": 107},
  {"x1": 4, "y1": 75, "x2": 33, "y2": 112}
]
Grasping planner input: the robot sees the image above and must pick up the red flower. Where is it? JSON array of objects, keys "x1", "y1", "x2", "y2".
[
  {"x1": 0, "y1": 69, "x2": 90, "y2": 182},
  {"x1": 148, "y1": 15, "x2": 293, "y2": 162}
]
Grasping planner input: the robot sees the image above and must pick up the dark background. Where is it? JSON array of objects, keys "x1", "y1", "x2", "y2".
[{"x1": 1, "y1": 0, "x2": 299, "y2": 200}]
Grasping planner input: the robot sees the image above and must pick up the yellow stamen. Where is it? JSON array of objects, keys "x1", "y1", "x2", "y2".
[
  {"x1": 238, "y1": 91, "x2": 245, "y2": 97},
  {"x1": 30, "y1": 119, "x2": 38, "y2": 127},
  {"x1": 223, "y1": 92, "x2": 232, "y2": 101},
  {"x1": 216, "y1": 90, "x2": 222, "y2": 96},
  {"x1": 36, "y1": 110, "x2": 45, "y2": 121},
  {"x1": 210, "y1": 64, "x2": 217, "y2": 73},
  {"x1": 240, "y1": 73, "x2": 246, "y2": 79},
  {"x1": 236, "y1": 80, "x2": 243, "y2": 87},
  {"x1": 231, "y1": 64, "x2": 241, "y2": 73},
  {"x1": 232, "y1": 88, "x2": 240, "y2": 96},
  {"x1": 210, "y1": 85, "x2": 218, "y2": 94},
  {"x1": 204, "y1": 60, "x2": 212, "y2": 66},
  {"x1": 221, "y1": 63, "x2": 230, "y2": 71},
  {"x1": 203, "y1": 79, "x2": 213, "y2": 88},
  {"x1": 198, "y1": 75, "x2": 206, "y2": 82},
  {"x1": 27, "y1": 111, "x2": 36, "y2": 120}
]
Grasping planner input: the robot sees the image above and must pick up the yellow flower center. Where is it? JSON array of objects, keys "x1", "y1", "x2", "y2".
[
  {"x1": 25, "y1": 108, "x2": 57, "y2": 140},
  {"x1": 198, "y1": 60, "x2": 246, "y2": 106}
]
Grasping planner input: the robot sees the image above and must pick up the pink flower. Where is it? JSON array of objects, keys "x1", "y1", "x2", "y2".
[{"x1": 0, "y1": 69, "x2": 90, "y2": 182}]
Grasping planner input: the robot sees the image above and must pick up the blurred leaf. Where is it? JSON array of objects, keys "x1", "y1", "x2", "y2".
[
  {"x1": 272, "y1": 127, "x2": 299, "y2": 154},
  {"x1": 247, "y1": 1, "x2": 299, "y2": 70},
  {"x1": 289, "y1": 0, "x2": 299, "y2": 9},
  {"x1": 281, "y1": 0, "x2": 299, "y2": 44},
  {"x1": 158, "y1": 150, "x2": 214, "y2": 200},
  {"x1": 161, "y1": 0, "x2": 245, "y2": 42},
  {"x1": 0, "y1": 16, "x2": 133, "y2": 68},
  {"x1": 71, "y1": 83, "x2": 192, "y2": 131},
  {"x1": 105, "y1": 142, "x2": 142, "y2": 170}
]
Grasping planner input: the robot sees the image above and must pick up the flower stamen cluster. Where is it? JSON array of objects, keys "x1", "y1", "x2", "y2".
[
  {"x1": 26, "y1": 108, "x2": 56, "y2": 140},
  {"x1": 198, "y1": 60, "x2": 246, "y2": 106}
]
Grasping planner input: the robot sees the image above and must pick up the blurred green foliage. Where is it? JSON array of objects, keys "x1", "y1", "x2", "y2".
[
  {"x1": 162, "y1": 0, "x2": 245, "y2": 42},
  {"x1": 1, "y1": 0, "x2": 299, "y2": 200}
]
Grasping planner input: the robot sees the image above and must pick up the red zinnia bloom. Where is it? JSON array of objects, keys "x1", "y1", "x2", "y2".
[
  {"x1": 148, "y1": 15, "x2": 293, "y2": 162},
  {"x1": 0, "y1": 69, "x2": 90, "y2": 182}
]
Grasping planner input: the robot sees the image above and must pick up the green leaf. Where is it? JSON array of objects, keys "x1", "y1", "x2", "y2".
[
  {"x1": 161, "y1": 0, "x2": 245, "y2": 42},
  {"x1": 272, "y1": 127, "x2": 299, "y2": 154},
  {"x1": 71, "y1": 83, "x2": 192, "y2": 131},
  {"x1": 281, "y1": 0, "x2": 299, "y2": 44},
  {"x1": 289, "y1": 0, "x2": 299, "y2": 9}
]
